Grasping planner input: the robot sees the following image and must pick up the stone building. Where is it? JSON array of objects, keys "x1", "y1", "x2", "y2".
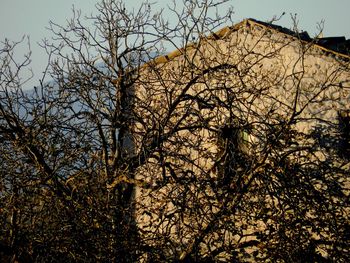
[{"x1": 131, "y1": 19, "x2": 350, "y2": 261}]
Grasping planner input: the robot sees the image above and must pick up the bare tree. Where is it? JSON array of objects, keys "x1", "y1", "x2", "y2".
[{"x1": 1, "y1": 0, "x2": 349, "y2": 262}]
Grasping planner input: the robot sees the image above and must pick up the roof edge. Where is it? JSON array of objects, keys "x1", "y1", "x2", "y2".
[{"x1": 145, "y1": 18, "x2": 349, "y2": 67}]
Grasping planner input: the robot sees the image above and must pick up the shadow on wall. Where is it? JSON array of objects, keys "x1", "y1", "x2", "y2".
[{"x1": 311, "y1": 111, "x2": 350, "y2": 160}]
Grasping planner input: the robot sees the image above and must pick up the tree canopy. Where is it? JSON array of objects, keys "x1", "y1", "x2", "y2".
[{"x1": 0, "y1": 0, "x2": 349, "y2": 262}]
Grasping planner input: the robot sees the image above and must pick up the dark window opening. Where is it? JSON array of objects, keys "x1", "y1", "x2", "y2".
[
  {"x1": 215, "y1": 121, "x2": 250, "y2": 187},
  {"x1": 338, "y1": 110, "x2": 350, "y2": 159}
]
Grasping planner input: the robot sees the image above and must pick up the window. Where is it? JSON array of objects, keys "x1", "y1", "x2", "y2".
[
  {"x1": 215, "y1": 121, "x2": 250, "y2": 186},
  {"x1": 338, "y1": 110, "x2": 350, "y2": 159}
]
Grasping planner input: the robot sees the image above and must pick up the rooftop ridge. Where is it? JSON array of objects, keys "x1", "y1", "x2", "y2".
[
  {"x1": 246, "y1": 18, "x2": 350, "y2": 59},
  {"x1": 145, "y1": 18, "x2": 349, "y2": 67}
]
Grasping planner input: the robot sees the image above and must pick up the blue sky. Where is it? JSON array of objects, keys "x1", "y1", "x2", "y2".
[{"x1": 1, "y1": 0, "x2": 349, "y2": 88}]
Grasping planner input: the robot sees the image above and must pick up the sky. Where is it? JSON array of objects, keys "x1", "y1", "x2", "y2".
[{"x1": 1, "y1": 0, "x2": 349, "y2": 88}]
